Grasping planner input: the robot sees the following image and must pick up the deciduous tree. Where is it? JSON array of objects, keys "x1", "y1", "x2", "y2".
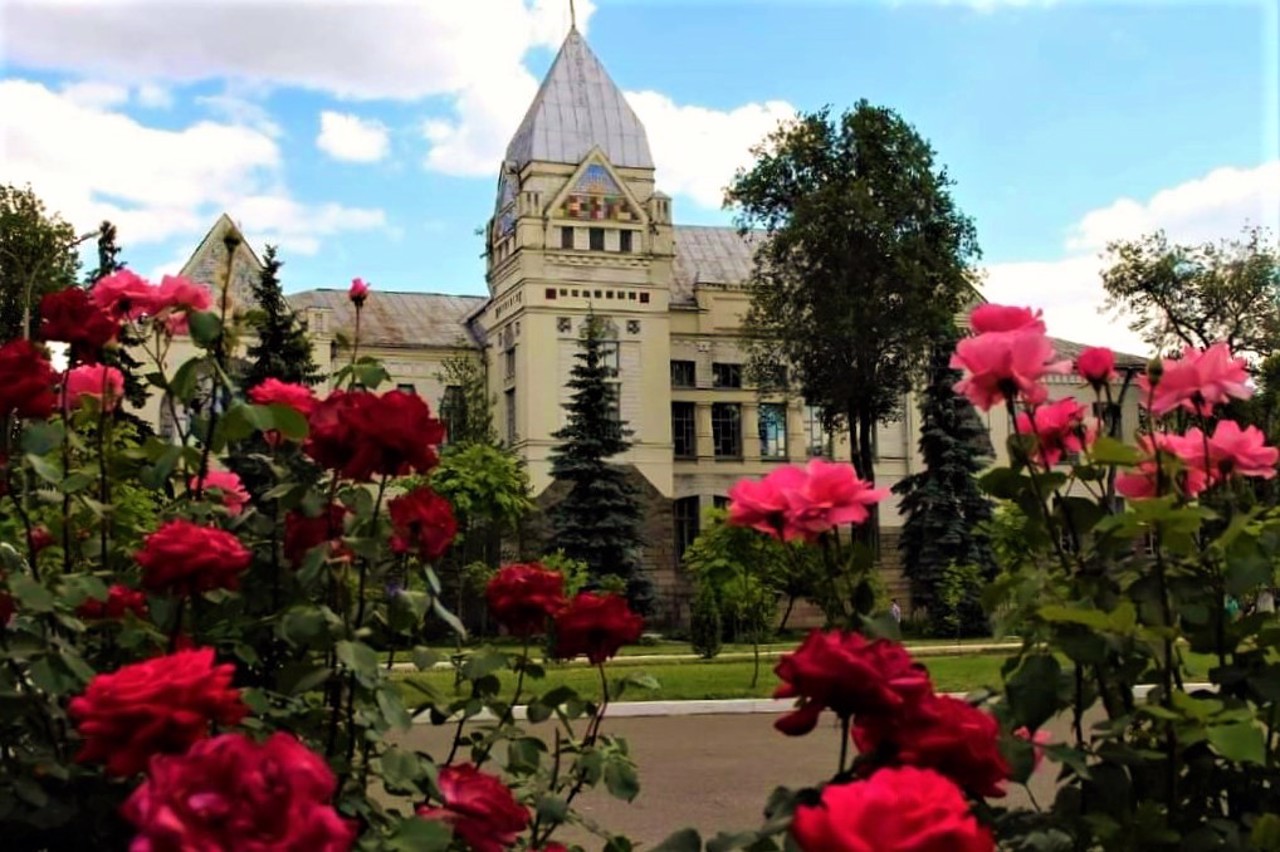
[
  {"x1": 727, "y1": 102, "x2": 981, "y2": 546},
  {"x1": 0, "y1": 184, "x2": 82, "y2": 341},
  {"x1": 1101, "y1": 225, "x2": 1280, "y2": 360}
]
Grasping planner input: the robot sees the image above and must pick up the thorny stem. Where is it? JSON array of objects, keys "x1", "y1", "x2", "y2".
[
  {"x1": 536, "y1": 663, "x2": 611, "y2": 846},
  {"x1": 167, "y1": 596, "x2": 186, "y2": 653},
  {"x1": 6, "y1": 465, "x2": 40, "y2": 579},
  {"x1": 474, "y1": 637, "x2": 532, "y2": 770},
  {"x1": 97, "y1": 395, "x2": 111, "y2": 571},
  {"x1": 60, "y1": 382, "x2": 72, "y2": 574},
  {"x1": 192, "y1": 238, "x2": 238, "y2": 501},
  {"x1": 838, "y1": 715, "x2": 851, "y2": 776}
]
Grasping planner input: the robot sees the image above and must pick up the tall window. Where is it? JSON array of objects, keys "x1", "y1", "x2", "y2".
[
  {"x1": 440, "y1": 385, "x2": 465, "y2": 445},
  {"x1": 505, "y1": 388, "x2": 517, "y2": 444},
  {"x1": 589, "y1": 227, "x2": 605, "y2": 251},
  {"x1": 712, "y1": 403, "x2": 742, "y2": 458},
  {"x1": 599, "y1": 340, "x2": 620, "y2": 378},
  {"x1": 672, "y1": 402, "x2": 697, "y2": 459},
  {"x1": 712, "y1": 362, "x2": 742, "y2": 388},
  {"x1": 674, "y1": 496, "x2": 701, "y2": 561},
  {"x1": 560, "y1": 227, "x2": 574, "y2": 249},
  {"x1": 504, "y1": 347, "x2": 516, "y2": 381},
  {"x1": 619, "y1": 230, "x2": 633, "y2": 253},
  {"x1": 670, "y1": 360, "x2": 695, "y2": 388},
  {"x1": 759, "y1": 403, "x2": 788, "y2": 459},
  {"x1": 804, "y1": 404, "x2": 832, "y2": 458}
]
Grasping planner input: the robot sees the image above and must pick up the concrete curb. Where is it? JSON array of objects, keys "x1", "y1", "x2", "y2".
[{"x1": 411, "y1": 684, "x2": 1215, "y2": 724}]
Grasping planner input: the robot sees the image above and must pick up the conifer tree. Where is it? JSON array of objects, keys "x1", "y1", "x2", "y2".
[
  {"x1": 892, "y1": 322, "x2": 995, "y2": 634},
  {"x1": 244, "y1": 245, "x2": 320, "y2": 388},
  {"x1": 547, "y1": 312, "x2": 652, "y2": 612}
]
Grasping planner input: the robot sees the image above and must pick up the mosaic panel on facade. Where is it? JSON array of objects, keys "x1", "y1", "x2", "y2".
[{"x1": 560, "y1": 164, "x2": 636, "y2": 222}]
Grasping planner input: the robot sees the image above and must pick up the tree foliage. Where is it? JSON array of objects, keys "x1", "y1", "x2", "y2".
[
  {"x1": 547, "y1": 312, "x2": 652, "y2": 612},
  {"x1": 892, "y1": 324, "x2": 995, "y2": 634},
  {"x1": 1101, "y1": 225, "x2": 1280, "y2": 360},
  {"x1": 435, "y1": 353, "x2": 496, "y2": 448},
  {"x1": 726, "y1": 102, "x2": 981, "y2": 518},
  {"x1": 0, "y1": 184, "x2": 82, "y2": 342},
  {"x1": 243, "y1": 245, "x2": 321, "y2": 388}
]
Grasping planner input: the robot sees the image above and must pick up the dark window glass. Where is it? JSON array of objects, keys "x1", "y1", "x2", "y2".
[
  {"x1": 670, "y1": 360, "x2": 696, "y2": 387},
  {"x1": 712, "y1": 403, "x2": 742, "y2": 458},
  {"x1": 712, "y1": 363, "x2": 742, "y2": 388},
  {"x1": 589, "y1": 227, "x2": 605, "y2": 251},
  {"x1": 674, "y1": 496, "x2": 701, "y2": 561},
  {"x1": 672, "y1": 402, "x2": 697, "y2": 459}
]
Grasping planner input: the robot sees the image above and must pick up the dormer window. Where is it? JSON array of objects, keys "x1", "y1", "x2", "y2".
[
  {"x1": 560, "y1": 227, "x2": 575, "y2": 250},
  {"x1": 589, "y1": 227, "x2": 605, "y2": 251},
  {"x1": 619, "y1": 230, "x2": 633, "y2": 253}
]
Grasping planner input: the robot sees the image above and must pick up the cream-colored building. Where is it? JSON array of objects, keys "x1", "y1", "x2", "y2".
[{"x1": 147, "y1": 27, "x2": 1141, "y2": 622}]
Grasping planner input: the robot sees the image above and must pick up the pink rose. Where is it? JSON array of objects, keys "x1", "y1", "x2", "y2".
[
  {"x1": 348, "y1": 277, "x2": 370, "y2": 305},
  {"x1": 1207, "y1": 419, "x2": 1278, "y2": 480},
  {"x1": 1140, "y1": 342, "x2": 1251, "y2": 416},
  {"x1": 63, "y1": 364, "x2": 125, "y2": 411},
  {"x1": 249, "y1": 378, "x2": 317, "y2": 416},
  {"x1": 1116, "y1": 431, "x2": 1210, "y2": 500},
  {"x1": 969, "y1": 304, "x2": 1045, "y2": 334},
  {"x1": 951, "y1": 326, "x2": 1071, "y2": 411},
  {"x1": 726, "y1": 466, "x2": 802, "y2": 536},
  {"x1": 153, "y1": 275, "x2": 213, "y2": 335},
  {"x1": 1076, "y1": 346, "x2": 1116, "y2": 387},
  {"x1": 91, "y1": 269, "x2": 156, "y2": 321},
  {"x1": 1014, "y1": 725, "x2": 1052, "y2": 771},
  {"x1": 192, "y1": 470, "x2": 251, "y2": 515},
  {"x1": 782, "y1": 459, "x2": 889, "y2": 541},
  {"x1": 1014, "y1": 397, "x2": 1094, "y2": 467}
]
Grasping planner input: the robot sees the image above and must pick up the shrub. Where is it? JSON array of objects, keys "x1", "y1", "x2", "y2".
[{"x1": 689, "y1": 585, "x2": 723, "y2": 659}]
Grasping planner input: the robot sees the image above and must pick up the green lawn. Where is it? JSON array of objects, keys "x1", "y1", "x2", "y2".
[
  {"x1": 395, "y1": 648, "x2": 1229, "y2": 708},
  {"x1": 396, "y1": 652, "x2": 1012, "y2": 706}
]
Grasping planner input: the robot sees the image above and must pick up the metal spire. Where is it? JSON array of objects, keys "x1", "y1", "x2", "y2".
[{"x1": 569, "y1": 0, "x2": 576, "y2": 31}]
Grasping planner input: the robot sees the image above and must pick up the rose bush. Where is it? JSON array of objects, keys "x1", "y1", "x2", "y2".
[{"x1": 6, "y1": 254, "x2": 1280, "y2": 852}]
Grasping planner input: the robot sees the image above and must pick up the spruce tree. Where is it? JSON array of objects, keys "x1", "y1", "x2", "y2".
[
  {"x1": 547, "y1": 313, "x2": 652, "y2": 613},
  {"x1": 892, "y1": 322, "x2": 995, "y2": 635},
  {"x1": 244, "y1": 245, "x2": 320, "y2": 388}
]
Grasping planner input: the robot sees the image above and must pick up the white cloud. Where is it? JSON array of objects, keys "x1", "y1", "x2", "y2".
[
  {"x1": 134, "y1": 83, "x2": 172, "y2": 109},
  {"x1": 317, "y1": 111, "x2": 390, "y2": 163},
  {"x1": 60, "y1": 80, "x2": 130, "y2": 109},
  {"x1": 981, "y1": 160, "x2": 1280, "y2": 354},
  {"x1": 195, "y1": 92, "x2": 283, "y2": 138},
  {"x1": 0, "y1": 79, "x2": 385, "y2": 254},
  {"x1": 627, "y1": 91, "x2": 795, "y2": 208},
  {"x1": 3, "y1": 0, "x2": 588, "y2": 100}
]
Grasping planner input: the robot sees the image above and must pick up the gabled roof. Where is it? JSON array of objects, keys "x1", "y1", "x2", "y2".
[
  {"x1": 179, "y1": 213, "x2": 264, "y2": 279},
  {"x1": 286, "y1": 289, "x2": 485, "y2": 349},
  {"x1": 504, "y1": 27, "x2": 653, "y2": 171}
]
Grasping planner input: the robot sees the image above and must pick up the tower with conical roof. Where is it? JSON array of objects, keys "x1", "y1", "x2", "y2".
[{"x1": 477, "y1": 23, "x2": 677, "y2": 512}]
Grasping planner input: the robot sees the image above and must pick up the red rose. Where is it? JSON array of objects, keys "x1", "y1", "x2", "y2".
[
  {"x1": 28, "y1": 525, "x2": 55, "y2": 554},
  {"x1": 136, "y1": 520, "x2": 251, "y2": 596},
  {"x1": 38, "y1": 287, "x2": 119, "y2": 363},
  {"x1": 68, "y1": 647, "x2": 247, "y2": 777},
  {"x1": 773, "y1": 631, "x2": 933, "y2": 736},
  {"x1": 486, "y1": 563, "x2": 565, "y2": 637},
  {"x1": 306, "y1": 390, "x2": 444, "y2": 482},
  {"x1": 417, "y1": 763, "x2": 529, "y2": 852},
  {"x1": 791, "y1": 766, "x2": 993, "y2": 852},
  {"x1": 249, "y1": 378, "x2": 317, "y2": 416},
  {"x1": 0, "y1": 339, "x2": 56, "y2": 420},
  {"x1": 123, "y1": 731, "x2": 356, "y2": 852},
  {"x1": 284, "y1": 503, "x2": 351, "y2": 567},
  {"x1": 388, "y1": 487, "x2": 456, "y2": 561},
  {"x1": 553, "y1": 592, "x2": 644, "y2": 664},
  {"x1": 77, "y1": 584, "x2": 149, "y2": 621},
  {"x1": 854, "y1": 694, "x2": 1010, "y2": 798}
]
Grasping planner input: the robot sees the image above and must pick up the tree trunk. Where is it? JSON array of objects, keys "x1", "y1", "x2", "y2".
[
  {"x1": 778, "y1": 594, "x2": 797, "y2": 633},
  {"x1": 852, "y1": 409, "x2": 881, "y2": 557}
]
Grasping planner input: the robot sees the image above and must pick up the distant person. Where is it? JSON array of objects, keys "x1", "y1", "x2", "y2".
[
  {"x1": 890, "y1": 599, "x2": 902, "y2": 625},
  {"x1": 1258, "y1": 588, "x2": 1275, "y2": 615}
]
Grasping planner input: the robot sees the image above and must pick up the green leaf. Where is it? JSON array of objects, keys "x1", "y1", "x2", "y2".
[
  {"x1": 411, "y1": 646, "x2": 440, "y2": 672},
  {"x1": 169, "y1": 358, "x2": 203, "y2": 403},
  {"x1": 379, "y1": 746, "x2": 426, "y2": 795},
  {"x1": 268, "y1": 404, "x2": 309, "y2": 440},
  {"x1": 9, "y1": 574, "x2": 55, "y2": 613},
  {"x1": 376, "y1": 684, "x2": 413, "y2": 730},
  {"x1": 20, "y1": 420, "x2": 64, "y2": 456},
  {"x1": 534, "y1": 794, "x2": 568, "y2": 825},
  {"x1": 187, "y1": 311, "x2": 222, "y2": 348},
  {"x1": 25, "y1": 453, "x2": 63, "y2": 487},
  {"x1": 140, "y1": 443, "x2": 183, "y2": 491},
  {"x1": 335, "y1": 640, "x2": 380, "y2": 688},
  {"x1": 1005, "y1": 654, "x2": 1062, "y2": 730},
  {"x1": 384, "y1": 816, "x2": 452, "y2": 852},
  {"x1": 603, "y1": 757, "x2": 640, "y2": 802},
  {"x1": 506, "y1": 736, "x2": 544, "y2": 773},
  {"x1": 431, "y1": 596, "x2": 466, "y2": 639},
  {"x1": 1090, "y1": 436, "x2": 1141, "y2": 466},
  {"x1": 1251, "y1": 813, "x2": 1280, "y2": 851},
  {"x1": 1207, "y1": 721, "x2": 1265, "y2": 764},
  {"x1": 651, "y1": 829, "x2": 703, "y2": 852},
  {"x1": 461, "y1": 648, "x2": 509, "y2": 681}
]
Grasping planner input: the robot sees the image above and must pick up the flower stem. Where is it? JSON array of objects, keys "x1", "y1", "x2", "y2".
[{"x1": 838, "y1": 714, "x2": 851, "y2": 776}]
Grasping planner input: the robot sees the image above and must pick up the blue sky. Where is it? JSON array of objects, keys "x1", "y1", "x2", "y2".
[{"x1": 2, "y1": 0, "x2": 1277, "y2": 349}]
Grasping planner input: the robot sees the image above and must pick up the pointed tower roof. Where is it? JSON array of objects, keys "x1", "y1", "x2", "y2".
[{"x1": 504, "y1": 27, "x2": 653, "y2": 170}]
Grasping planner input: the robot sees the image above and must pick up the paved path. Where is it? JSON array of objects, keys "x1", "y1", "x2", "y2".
[{"x1": 393, "y1": 708, "x2": 1074, "y2": 849}]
